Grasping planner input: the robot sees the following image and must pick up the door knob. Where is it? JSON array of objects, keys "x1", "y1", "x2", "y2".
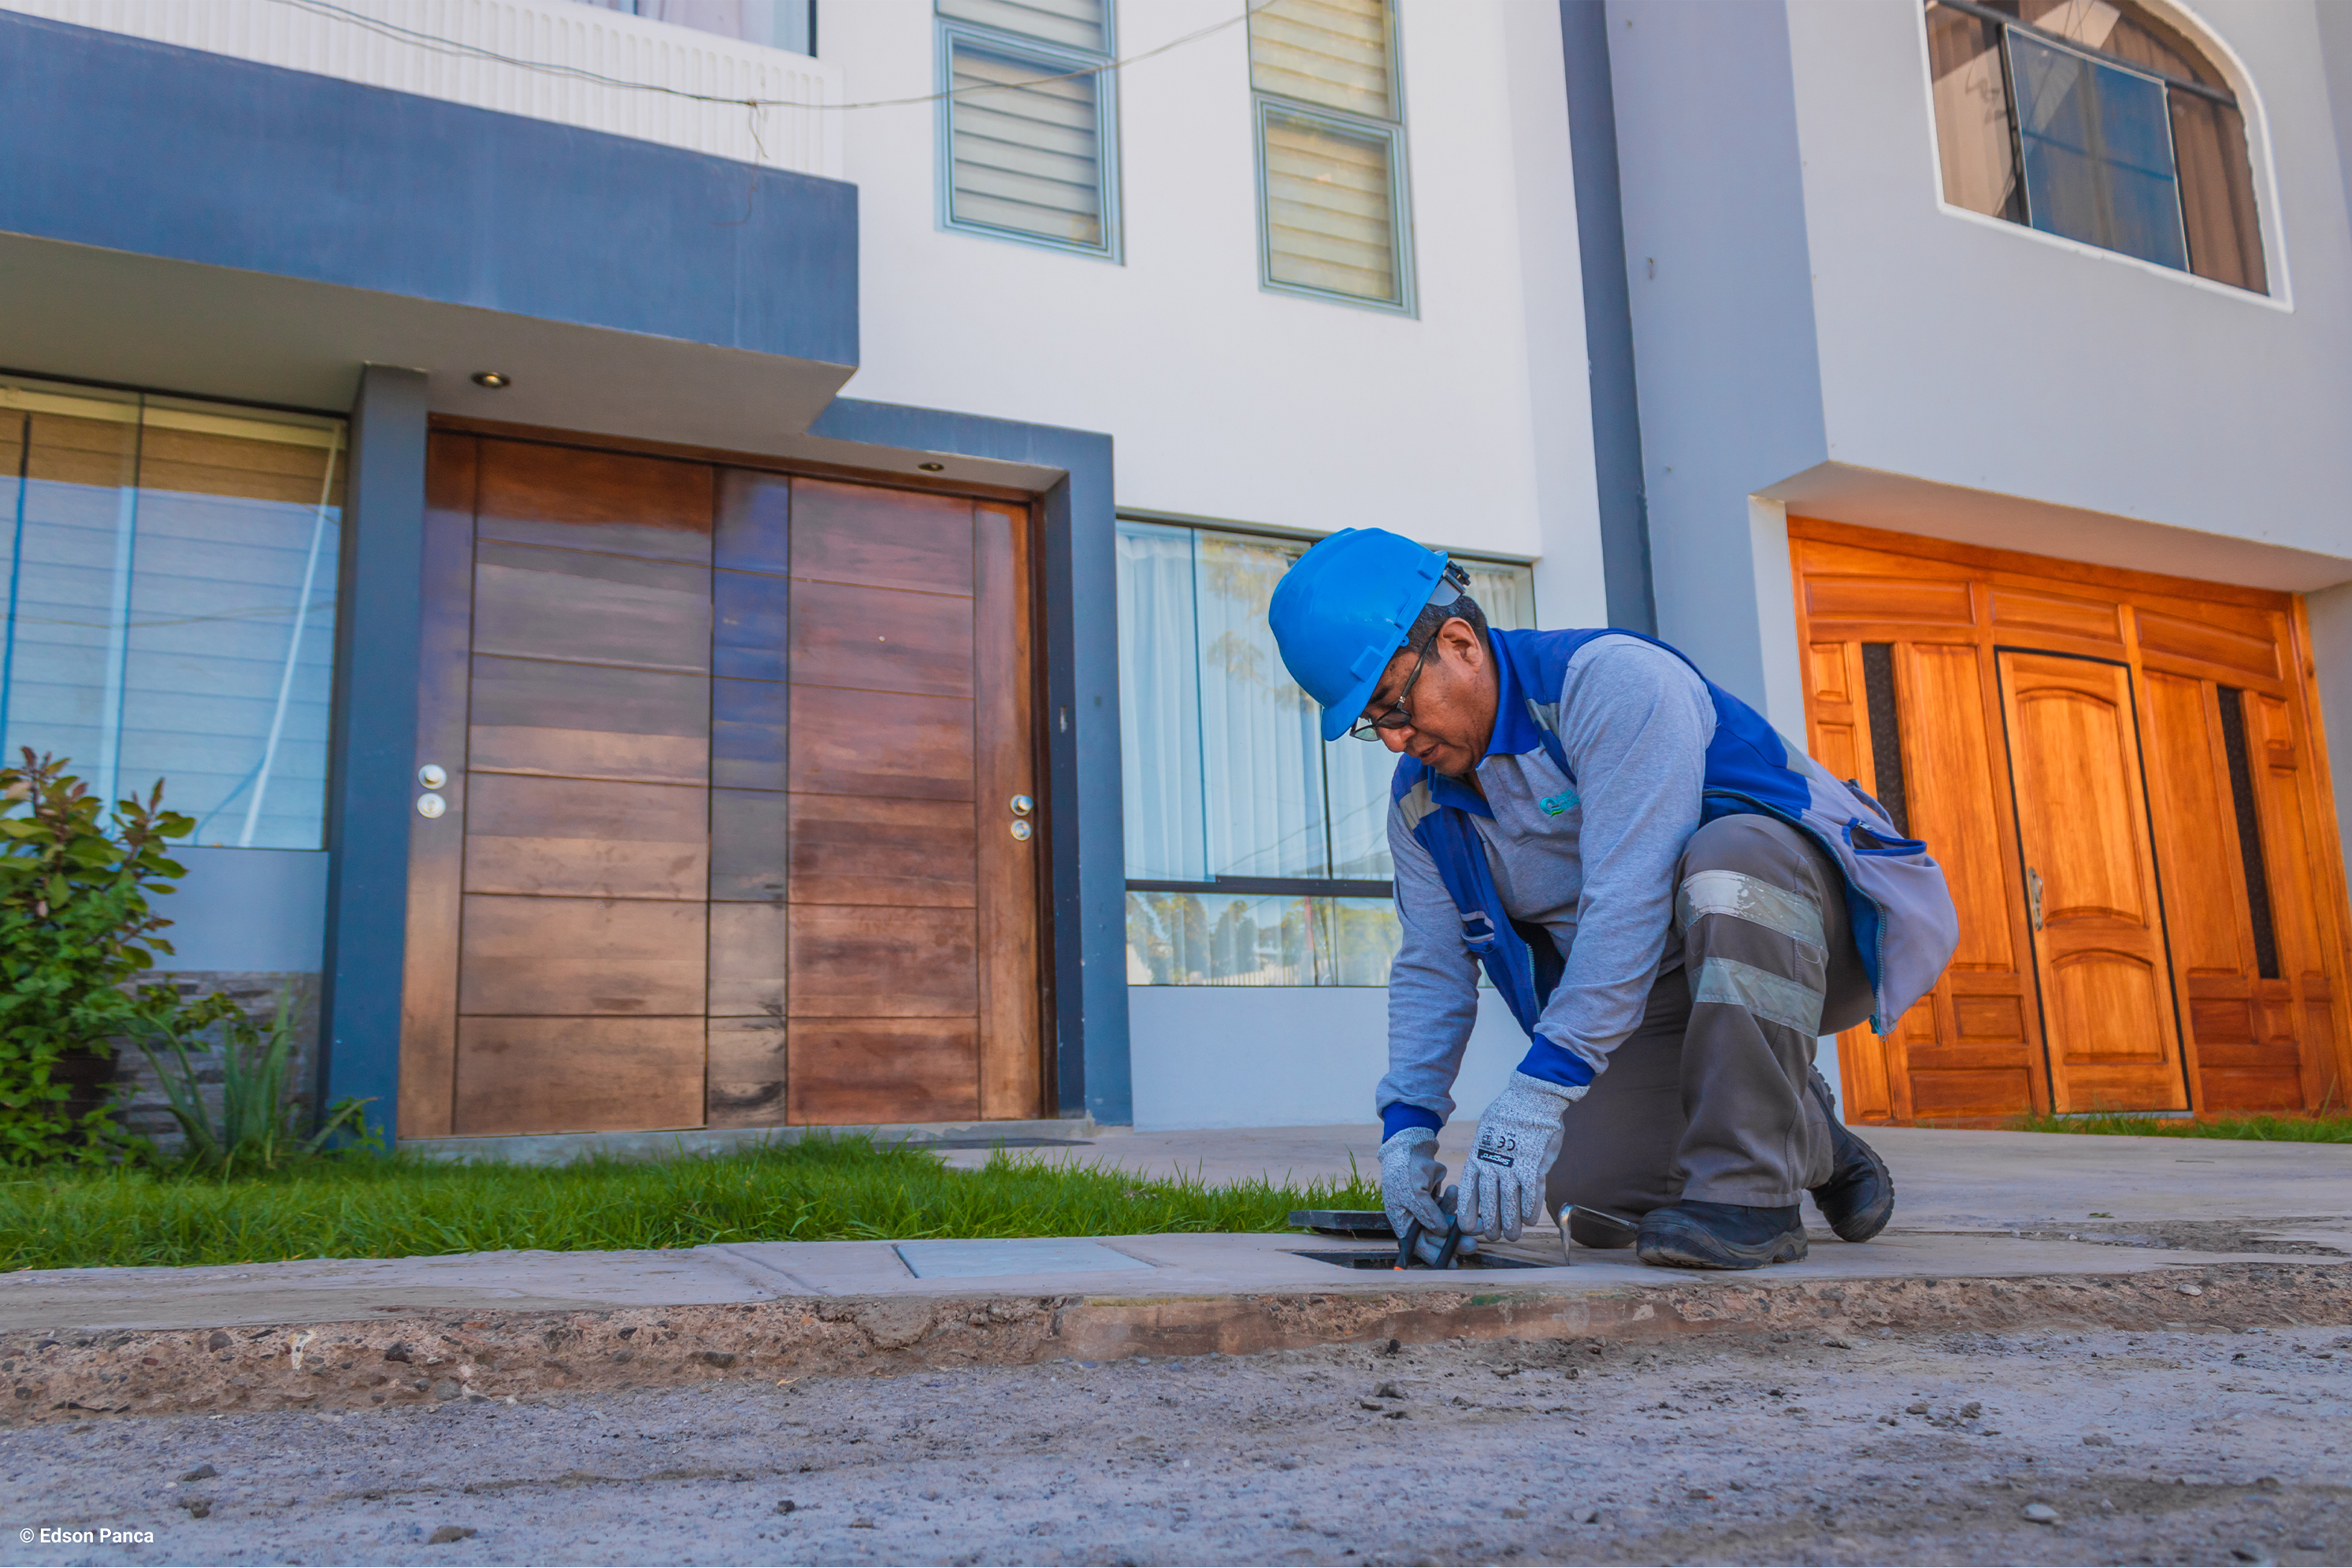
[
  {"x1": 417, "y1": 763, "x2": 447, "y2": 789},
  {"x1": 2026, "y1": 866, "x2": 2043, "y2": 932},
  {"x1": 1010, "y1": 820, "x2": 1033, "y2": 841},
  {"x1": 1010, "y1": 795, "x2": 1033, "y2": 816}
]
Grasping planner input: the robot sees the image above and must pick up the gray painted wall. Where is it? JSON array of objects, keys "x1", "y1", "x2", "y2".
[
  {"x1": 1606, "y1": 0, "x2": 1827, "y2": 720},
  {"x1": 150, "y1": 849, "x2": 327, "y2": 973},
  {"x1": 1787, "y1": 0, "x2": 2352, "y2": 569}
]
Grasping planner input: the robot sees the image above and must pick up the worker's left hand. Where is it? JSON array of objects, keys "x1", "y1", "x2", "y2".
[{"x1": 1458, "y1": 1071, "x2": 1586, "y2": 1242}]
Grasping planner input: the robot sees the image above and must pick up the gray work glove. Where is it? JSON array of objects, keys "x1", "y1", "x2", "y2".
[
  {"x1": 1458, "y1": 1071, "x2": 1586, "y2": 1243},
  {"x1": 1378, "y1": 1125, "x2": 1453, "y2": 1265}
]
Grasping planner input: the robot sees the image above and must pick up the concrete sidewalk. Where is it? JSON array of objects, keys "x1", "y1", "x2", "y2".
[{"x1": 3, "y1": 1126, "x2": 2349, "y2": 1424}]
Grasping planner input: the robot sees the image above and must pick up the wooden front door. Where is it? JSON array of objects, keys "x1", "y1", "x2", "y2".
[
  {"x1": 399, "y1": 433, "x2": 1044, "y2": 1138},
  {"x1": 1996, "y1": 652, "x2": 2187, "y2": 1112},
  {"x1": 1792, "y1": 520, "x2": 2351, "y2": 1123}
]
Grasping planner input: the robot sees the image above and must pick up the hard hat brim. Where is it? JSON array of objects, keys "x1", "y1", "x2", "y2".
[{"x1": 1316, "y1": 628, "x2": 1410, "y2": 743}]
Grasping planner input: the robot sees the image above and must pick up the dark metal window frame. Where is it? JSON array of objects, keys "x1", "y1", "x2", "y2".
[{"x1": 1930, "y1": 0, "x2": 2236, "y2": 107}]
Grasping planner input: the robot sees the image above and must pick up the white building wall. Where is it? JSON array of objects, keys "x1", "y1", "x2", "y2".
[
  {"x1": 823, "y1": 0, "x2": 1611, "y2": 1129},
  {"x1": 825, "y1": 0, "x2": 1605, "y2": 598}
]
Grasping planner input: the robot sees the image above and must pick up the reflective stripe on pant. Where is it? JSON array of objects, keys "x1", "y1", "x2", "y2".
[{"x1": 1543, "y1": 813, "x2": 1875, "y2": 1214}]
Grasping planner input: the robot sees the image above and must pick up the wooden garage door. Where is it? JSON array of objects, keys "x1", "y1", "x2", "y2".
[
  {"x1": 1793, "y1": 519, "x2": 2350, "y2": 1122},
  {"x1": 398, "y1": 435, "x2": 1044, "y2": 1137}
]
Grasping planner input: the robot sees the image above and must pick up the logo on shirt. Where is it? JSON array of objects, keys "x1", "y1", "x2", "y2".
[{"x1": 1539, "y1": 789, "x2": 1580, "y2": 817}]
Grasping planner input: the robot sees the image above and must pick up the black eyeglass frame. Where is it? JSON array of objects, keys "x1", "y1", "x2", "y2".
[{"x1": 1345, "y1": 636, "x2": 1436, "y2": 741}]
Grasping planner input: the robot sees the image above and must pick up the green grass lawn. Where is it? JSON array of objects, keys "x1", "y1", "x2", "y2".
[
  {"x1": 2008, "y1": 1111, "x2": 2352, "y2": 1144},
  {"x1": 0, "y1": 1135, "x2": 1382, "y2": 1272}
]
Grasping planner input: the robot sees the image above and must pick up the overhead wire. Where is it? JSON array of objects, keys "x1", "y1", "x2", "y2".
[{"x1": 262, "y1": 0, "x2": 1272, "y2": 112}]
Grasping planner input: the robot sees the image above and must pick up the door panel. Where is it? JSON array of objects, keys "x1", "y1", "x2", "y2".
[
  {"x1": 454, "y1": 1018, "x2": 706, "y2": 1136},
  {"x1": 1792, "y1": 521, "x2": 2350, "y2": 1121},
  {"x1": 2248, "y1": 693, "x2": 2343, "y2": 1107},
  {"x1": 462, "y1": 774, "x2": 709, "y2": 900},
  {"x1": 476, "y1": 440, "x2": 714, "y2": 564},
  {"x1": 788, "y1": 1020, "x2": 983, "y2": 1125},
  {"x1": 1998, "y1": 652, "x2": 2187, "y2": 1111},
  {"x1": 467, "y1": 655, "x2": 710, "y2": 784},
  {"x1": 405, "y1": 437, "x2": 1046, "y2": 1136}
]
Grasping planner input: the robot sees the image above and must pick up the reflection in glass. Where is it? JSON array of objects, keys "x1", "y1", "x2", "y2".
[
  {"x1": 2008, "y1": 33, "x2": 2186, "y2": 270},
  {"x1": 0, "y1": 380, "x2": 345, "y2": 849},
  {"x1": 1125, "y1": 891, "x2": 1314, "y2": 986}
]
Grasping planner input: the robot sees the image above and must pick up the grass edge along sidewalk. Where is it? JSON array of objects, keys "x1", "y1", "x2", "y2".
[
  {"x1": 2009, "y1": 1111, "x2": 2352, "y2": 1144},
  {"x1": 0, "y1": 1134, "x2": 1383, "y2": 1273}
]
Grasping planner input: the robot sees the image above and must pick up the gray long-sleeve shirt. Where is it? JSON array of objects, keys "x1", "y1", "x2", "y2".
[{"x1": 1377, "y1": 635, "x2": 1716, "y2": 1125}]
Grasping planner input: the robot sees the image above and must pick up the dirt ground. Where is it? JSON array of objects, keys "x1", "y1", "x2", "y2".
[{"x1": 2, "y1": 1321, "x2": 2346, "y2": 1567}]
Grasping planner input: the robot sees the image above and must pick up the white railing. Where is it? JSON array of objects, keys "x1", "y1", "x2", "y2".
[{"x1": 2, "y1": 0, "x2": 843, "y2": 179}]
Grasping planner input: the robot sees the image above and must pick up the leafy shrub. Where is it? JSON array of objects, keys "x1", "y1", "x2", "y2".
[{"x1": 0, "y1": 751, "x2": 208, "y2": 1163}]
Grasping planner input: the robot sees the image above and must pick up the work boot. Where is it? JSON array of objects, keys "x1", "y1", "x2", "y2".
[
  {"x1": 1634, "y1": 1201, "x2": 1808, "y2": 1270},
  {"x1": 1565, "y1": 1206, "x2": 1638, "y2": 1250},
  {"x1": 1806, "y1": 1072, "x2": 1895, "y2": 1243}
]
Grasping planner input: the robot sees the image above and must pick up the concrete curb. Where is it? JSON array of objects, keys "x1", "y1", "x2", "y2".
[{"x1": 6, "y1": 1260, "x2": 2348, "y2": 1425}]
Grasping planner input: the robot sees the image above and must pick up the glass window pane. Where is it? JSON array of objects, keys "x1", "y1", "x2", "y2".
[
  {"x1": 1926, "y1": 2, "x2": 2021, "y2": 221},
  {"x1": 1194, "y1": 531, "x2": 1327, "y2": 880},
  {"x1": 947, "y1": 36, "x2": 1105, "y2": 248},
  {"x1": 2009, "y1": 33, "x2": 2186, "y2": 270},
  {"x1": 1462, "y1": 561, "x2": 1537, "y2": 632},
  {"x1": 1116, "y1": 521, "x2": 1206, "y2": 880},
  {"x1": 1248, "y1": 0, "x2": 1391, "y2": 120},
  {"x1": 1316, "y1": 895, "x2": 1401, "y2": 985},
  {"x1": 1124, "y1": 890, "x2": 1315, "y2": 985},
  {"x1": 1260, "y1": 108, "x2": 1400, "y2": 304},
  {"x1": 0, "y1": 380, "x2": 343, "y2": 850},
  {"x1": 938, "y1": 0, "x2": 1106, "y2": 54}
]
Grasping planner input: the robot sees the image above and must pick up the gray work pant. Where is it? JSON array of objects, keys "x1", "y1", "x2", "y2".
[{"x1": 1544, "y1": 814, "x2": 1875, "y2": 1214}]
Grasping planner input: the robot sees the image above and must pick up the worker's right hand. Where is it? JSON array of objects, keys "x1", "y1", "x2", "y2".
[{"x1": 1379, "y1": 1125, "x2": 1451, "y2": 1264}]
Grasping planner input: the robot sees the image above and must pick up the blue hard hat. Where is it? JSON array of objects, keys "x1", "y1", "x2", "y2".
[{"x1": 1269, "y1": 528, "x2": 1451, "y2": 743}]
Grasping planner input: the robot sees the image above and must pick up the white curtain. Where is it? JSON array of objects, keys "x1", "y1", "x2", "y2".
[
  {"x1": 1115, "y1": 521, "x2": 1204, "y2": 880},
  {"x1": 1193, "y1": 532, "x2": 1326, "y2": 878}
]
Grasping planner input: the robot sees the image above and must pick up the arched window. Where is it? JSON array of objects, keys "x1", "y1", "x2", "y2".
[{"x1": 1925, "y1": 0, "x2": 2267, "y2": 293}]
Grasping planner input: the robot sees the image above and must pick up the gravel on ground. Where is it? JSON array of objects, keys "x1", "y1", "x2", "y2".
[{"x1": 2, "y1": 1321, "x2": 2347, "y2": 1566}]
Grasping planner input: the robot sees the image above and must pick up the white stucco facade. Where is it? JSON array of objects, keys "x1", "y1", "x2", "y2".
[{"x1": 1612, "y1": 0, "x2": 2352, "y2": 731}]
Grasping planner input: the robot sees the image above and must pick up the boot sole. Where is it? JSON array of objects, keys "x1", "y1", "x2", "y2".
[{"x1": 1634, "y1": 1222, "x2": 1809, "y2": 1271}]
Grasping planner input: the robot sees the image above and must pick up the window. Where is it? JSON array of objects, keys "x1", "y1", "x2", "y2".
[
  {"x1": 0, "y1": 376, "x2": 344, "y2": 849},
  {"x1": 1248, "y1": 0, "x2": 1414, "y2": 312},
  {"x1": 937, "y1": 0, "x2": 1119, "y2": 259},
  {"x1": 1924, "y1": 0, "x2": 2266, "y2": 291},
  {"x1": 571, "y1": 1, "x2": 816, "y2": 54},
  {"x1": 1118, "y1": 519, "x2": 1533, "y2": 986}
]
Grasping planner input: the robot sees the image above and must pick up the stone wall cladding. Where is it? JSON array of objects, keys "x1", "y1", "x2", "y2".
[{"x1": 106, "y1": 973, "x2": 321, "y2": 1148}]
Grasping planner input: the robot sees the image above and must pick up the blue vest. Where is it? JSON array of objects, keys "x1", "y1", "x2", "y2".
[{"x1": 1392, "y1": 628, "x2": 1959, "y2": 1055}]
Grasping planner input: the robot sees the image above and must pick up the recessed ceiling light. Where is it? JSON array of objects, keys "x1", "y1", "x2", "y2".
[
  {"x1": 471, "y1": 372, "x2": 511, "y2": 389},
  {"x1": 917, "y1": 461, "x2": 944, "y2": 472}
]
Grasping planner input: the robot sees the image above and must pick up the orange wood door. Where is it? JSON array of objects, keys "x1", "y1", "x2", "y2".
[
  {"x1": 400, "y1": 439, "x2": 1044, "y2": 1138},
  {"x1": 1996, "y1": 651, "x2": 2189, "y2": 1112}
]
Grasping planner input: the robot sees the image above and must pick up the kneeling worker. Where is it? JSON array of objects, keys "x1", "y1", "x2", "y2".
[{"x1": 1268, "y1": 530, "x2": 1959, "y2": 1270}]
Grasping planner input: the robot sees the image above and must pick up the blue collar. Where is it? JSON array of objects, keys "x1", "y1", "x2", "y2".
[{"x1": 1419, "y1": 632, "x2": 1540, "y2": 821}]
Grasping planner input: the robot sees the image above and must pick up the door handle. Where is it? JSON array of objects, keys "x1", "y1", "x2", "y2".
[{"x1": 2026, "y1": 866, "x2": 2043, "y2": 932}]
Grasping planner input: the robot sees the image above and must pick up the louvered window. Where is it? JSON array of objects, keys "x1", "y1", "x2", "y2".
[
  {"x1": 1248, "y1": 0, "x2": 1412, "y2": 313},
  {"x1": 937, "y1": 0, "x2": 1119, "y2": 260}
]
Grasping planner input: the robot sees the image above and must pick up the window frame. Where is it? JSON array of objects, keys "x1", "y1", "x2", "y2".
[
  {"x1": 1916, "y1": 0, "x2": 2286, "y2": 306},
  {"x1": 1248, "y1": 4, "x2": 1417, "y2": 317},
  {"x1": 933, "y1": 7, "x2": 1123, "y2": 264}
]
